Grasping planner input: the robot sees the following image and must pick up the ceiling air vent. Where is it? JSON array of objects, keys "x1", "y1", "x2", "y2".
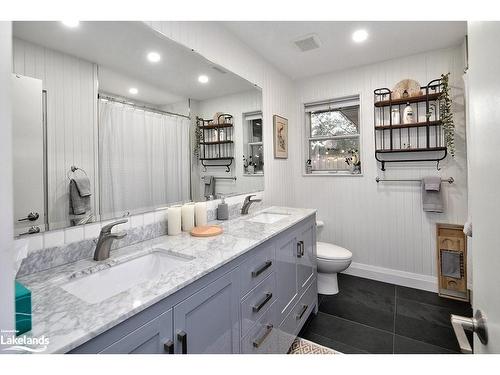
[
  {"x1": 212, "y1": 66, "x2": 227, "y2": 74},
  {"x1": 293, "y1": 34, "x2": 321, "y2": 52}
]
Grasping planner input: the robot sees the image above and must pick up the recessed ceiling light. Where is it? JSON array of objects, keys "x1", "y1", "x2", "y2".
[
  {"x1": 147, "y1": 51, "x2": 161, "y2": 63},
  {"x1": 61, "y1": 20, "x2": 80, "y2": 28},
  {"x1": 129, "y1": 88, "x2": 138, "y2": 95},
  {"x1": 352, "y1": 29, "x2": 368, "y2": 43},
  {"x1": 198, "y1": 75, "x2": 209, "y2": 84}
]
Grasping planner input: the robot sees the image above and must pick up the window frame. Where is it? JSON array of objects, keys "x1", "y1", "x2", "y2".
[
  {"x1": 303, "y1": 94, "x2": 363, "y2": 176},
  {"x1": 243, "y1": 111, "x2": 264, "y2": 176}
]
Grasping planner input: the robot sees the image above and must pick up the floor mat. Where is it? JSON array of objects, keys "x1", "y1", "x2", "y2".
[{"x1": 288, "y1": 337, "x2": 340, "y2": 354}]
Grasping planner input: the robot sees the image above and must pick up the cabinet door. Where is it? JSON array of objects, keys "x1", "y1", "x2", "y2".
[
  {"x1": 100, "y1": 310, "x2": 173, "y2": 354},
  {"x1": 297, "y1": 222, "x2": 316, "y2": 293},
  {"x1": 173, "y1": 270, "x2": 240, "y2": 354},
  {"x1": 275, "y1": 233, "x2": 299, "y2": 321}
]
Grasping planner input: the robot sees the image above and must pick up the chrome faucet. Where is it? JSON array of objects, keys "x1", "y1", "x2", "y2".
[
  {"x1": 93, "y1": 219, "x2": 128, "y2": 261},
  {"x1": 241, "y1": 194, "x2": 262, "y2": 215}
]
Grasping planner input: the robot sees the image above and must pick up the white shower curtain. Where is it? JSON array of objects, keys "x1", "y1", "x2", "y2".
[{"x1": 99, "y1": 99, "x2": 190, "y2": 218}]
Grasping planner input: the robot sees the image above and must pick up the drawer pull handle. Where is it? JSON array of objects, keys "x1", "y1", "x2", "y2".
[
  {"x1": 253, "y1": 324, "x2": 273, "y2": 348},
  {"x1": 252, "y1": 292, "x2": 273, "y2": 313},
  {"x1": 252, "y1": 260, "x2": 272, "y2": 278},
  {"x1": 163, "y1": 339, "x2": 174, "y2": 354},
  {"x1": 296, "y1": 304, "x2": 308, "y2": 320},
  {"x1": 296, "y1": 241, "x2": 304, "y2": 258},
  {"x1": 177, "y1": 330, "x2": 187, "y2": 354}
]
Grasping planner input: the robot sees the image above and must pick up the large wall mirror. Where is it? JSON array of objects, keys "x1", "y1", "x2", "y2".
[{"x1": 12, "y1": 21, "x2": 264, "y2": 236}]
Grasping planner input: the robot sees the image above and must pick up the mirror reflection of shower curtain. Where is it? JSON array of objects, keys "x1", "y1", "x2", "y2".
[{"x1": 99, "y1": 99, "x2": 190, "y2": 219}]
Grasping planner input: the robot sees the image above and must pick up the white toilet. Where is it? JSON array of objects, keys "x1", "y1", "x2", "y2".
[{"x1": 316, "y1": 221, "x2": 353, "y2": 295}]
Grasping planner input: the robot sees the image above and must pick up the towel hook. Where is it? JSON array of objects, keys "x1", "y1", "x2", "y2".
[{"x1": 436, "y1": 160, "x2": 441, "y2": 171}]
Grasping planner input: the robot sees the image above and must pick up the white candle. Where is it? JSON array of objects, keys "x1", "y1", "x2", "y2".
[
  {"x1": 195, "y1": 202, "x2": 207, "y2": 226},
  {"x1": 167, "y1": 205, "x2": 182, "y2": 235},
  {"x1": 181, "y1": 203, "x2": 195, "y2": 231}
]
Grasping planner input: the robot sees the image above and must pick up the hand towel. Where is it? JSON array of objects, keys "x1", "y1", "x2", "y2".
[
  {"x1": 204, "y1": 176, "x2": 215, "y2": 199},
  {"x1": 423, "y1": 176, "x2": 442, "y2": 191},
  {"x1": 70, "y1": 179, "x2": 91, "y2": 216},
  {"x1": 422, "y1": 176, "x2": 444, "y2": 212},
  {"x1": 73, "y1": 176, "x2": 92, "y2": 197}
]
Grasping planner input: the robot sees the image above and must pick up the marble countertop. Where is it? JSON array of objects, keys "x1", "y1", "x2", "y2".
[{"x1": 16, "y1": 206, "x2": 316, "y2": 354}]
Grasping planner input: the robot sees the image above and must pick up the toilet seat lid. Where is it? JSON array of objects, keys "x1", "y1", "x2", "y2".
[{"x1": 317, "y1": 242, "x2": 352, "y2": 260}]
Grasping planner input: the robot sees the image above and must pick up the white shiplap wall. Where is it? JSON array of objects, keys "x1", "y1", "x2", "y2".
[
  {"x1": 145, "y1": 22, "x2": 468, "y2": 290},
  {"x1": 12, "y1": 38, "x2": 98, "y2": 229},
  {"x1": 194, "y1": 89, "x2": 263, "y2": 199},
  {"x1": 292, "y1": 46, "x2": 468, "y2": 289},
  {"x1": 146, "y1": 21, "x2": 297, "y2": 207}
]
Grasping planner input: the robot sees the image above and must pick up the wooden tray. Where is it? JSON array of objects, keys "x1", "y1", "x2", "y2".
[{"x1": 190, "y1": 225, "x2": 223, "y2": 237}]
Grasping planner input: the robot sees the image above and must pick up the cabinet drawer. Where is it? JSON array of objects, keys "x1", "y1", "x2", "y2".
[
  {"x1": 240, "y1": 243, "x2": 275, "y2": 295},
  {"x1": 241, "y1": 272, "x2": 276, "y2": 337},
  {"x1": 278, "y1": 279, "x2": 317, "y2": 353},
  {"x1": 241, "y1": 301, "x2": 278, "y2": 354}
]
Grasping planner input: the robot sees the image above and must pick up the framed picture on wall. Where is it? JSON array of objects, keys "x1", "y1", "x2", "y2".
[{"x1": 273, "y1": 115, "x2": 288, "y2": 159}]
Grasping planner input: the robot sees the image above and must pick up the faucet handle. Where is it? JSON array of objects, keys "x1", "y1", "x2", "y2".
[{"x1": 101, "y1": 219, "x2": 128, "y2": 233}]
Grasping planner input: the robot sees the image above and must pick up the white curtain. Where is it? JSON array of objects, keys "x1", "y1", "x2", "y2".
[{"x1": 99, "y1": 99, "x2": 190, "y2": 218}]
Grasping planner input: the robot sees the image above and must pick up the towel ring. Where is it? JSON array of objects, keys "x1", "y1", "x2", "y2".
[{"x1": 67, "y1": 165, "x2": 88, "y2": 180}]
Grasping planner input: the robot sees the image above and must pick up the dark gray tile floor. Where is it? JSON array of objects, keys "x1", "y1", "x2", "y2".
[{"x1": 299, "y1": 273, "x2": 472, "y2": 354}]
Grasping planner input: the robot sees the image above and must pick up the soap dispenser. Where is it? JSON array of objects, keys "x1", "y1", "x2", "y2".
[{"x1": 217, "y1": 195, "x2": 229, "y2": 220}]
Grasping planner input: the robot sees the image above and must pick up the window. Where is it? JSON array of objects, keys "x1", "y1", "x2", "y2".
[
  {"x1": 243, "y1": 111, "x2": 263, "y2": 174},
  {"x1": 304, "y1": 96, "x2": 361, "y2": 174}
]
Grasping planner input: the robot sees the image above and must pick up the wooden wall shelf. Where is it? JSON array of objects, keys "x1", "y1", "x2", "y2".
[
  {"x1": 374, "y1": 120, "x2": 442, "y2": 131},
  {"x1": 197, "y1": 114, "x2": 234, "y2": 172},
  {"x1": 374, "y1": 78, "x2": 448, "y2": 171},
  {"x1": 374, "y1": 92, "x2": 441, "y2": 107}
]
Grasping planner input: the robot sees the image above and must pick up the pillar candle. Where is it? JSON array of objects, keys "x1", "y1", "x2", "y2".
[
  {"x1": 181, "y1": 203, "x2": 195, "y2": 232},
  {"x1": 195, "y1": 202, "x2": 207, "y2": 226},
  {"x1": 167, "y1": 205, "x2": 182, "y2": 235}
]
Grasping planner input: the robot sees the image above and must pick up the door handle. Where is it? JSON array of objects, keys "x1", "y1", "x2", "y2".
[
  {"x1": 296, "y1": 241, "x2": 304, "y2": 258},
  {"x1": 177, "y1": 330, "x2": 187, "y2": 354},
  {"x1": 19, "y1": 226, "x2": 41, "y2": 236},
  {"x1": 163, "y1": 339, "x2": 174, "y2": 354},
  {"x1": 450, "y1": 310, "x2": 488, "y2": 354},
  {"x1": 18, "y1": 212, "x2": 40, "y2": 222}
]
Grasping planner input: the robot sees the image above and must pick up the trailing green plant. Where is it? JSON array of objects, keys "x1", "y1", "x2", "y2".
[
  {"x1": 193, "y1": 123, "x2": 203, "y2": 159},
  {"x1": 440, "y1": 72, "x2": 455, "y2": 157}
]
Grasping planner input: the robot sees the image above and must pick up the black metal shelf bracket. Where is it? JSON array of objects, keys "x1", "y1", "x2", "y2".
[{"x1": 200, "y1": 158, "x2": 233, "y2": 173}]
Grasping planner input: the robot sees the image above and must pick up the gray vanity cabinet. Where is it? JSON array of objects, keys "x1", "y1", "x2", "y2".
[
  {"x1": 100, "y1": 309, "x2": 173, "y2": 354},
  {"x1": 69, "y1": 215, "x2": 317, "y2": 355},
  {"x1": 172, "y1": 269, "x2": 240, "y2": 354}
]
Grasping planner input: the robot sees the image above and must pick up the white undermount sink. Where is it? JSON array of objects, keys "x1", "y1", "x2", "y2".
[
  {"x1": 247, "y1": 212, "x2": 290, "y2": 224},
  {"x1": 61, "y1": 250, "x2": 194, "y2": 304}
]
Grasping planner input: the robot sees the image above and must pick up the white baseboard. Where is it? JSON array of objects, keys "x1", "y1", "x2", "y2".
[{"x1": 342, "y1": 262, "x2": 439, "y2": 292}]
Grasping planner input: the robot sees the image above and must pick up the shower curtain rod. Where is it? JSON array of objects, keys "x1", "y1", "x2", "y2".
[{"x1": 98, "y1": 94, "x2": 191, "y2": 120}]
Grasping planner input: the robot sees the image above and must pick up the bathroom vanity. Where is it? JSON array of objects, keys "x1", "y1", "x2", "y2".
[{"x1": 17, "y1": 207, "x2": 317, "y2": 354}]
